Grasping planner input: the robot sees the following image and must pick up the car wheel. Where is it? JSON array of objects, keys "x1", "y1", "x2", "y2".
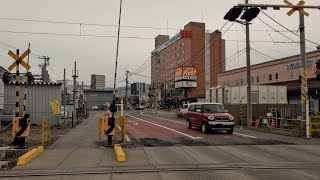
[
  {"x1": 226, "y1": 127, "x2": 234, "y2": 134},
  {"x1": 186, "y1": 119, "x2": 192, "y2": 129},
  {"x1": 201, "y1": 122, "x2": 209, "y2": 134}
]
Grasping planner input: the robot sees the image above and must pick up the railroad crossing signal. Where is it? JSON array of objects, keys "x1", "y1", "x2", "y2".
[
  {"x1": 8, "y1": 49, "x2": 31, "y2": 71},
  {"x1": 285, "y1": 0, "x2": 309, "y2": 16}
]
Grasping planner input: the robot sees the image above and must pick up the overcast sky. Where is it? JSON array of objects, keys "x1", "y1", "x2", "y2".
[{"x1": 0, "y1": 0, "x2": 319, "y2": 87}]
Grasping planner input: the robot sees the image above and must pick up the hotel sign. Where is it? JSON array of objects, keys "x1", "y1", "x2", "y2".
[{"x1": 286, "y1": 59, "x2": 312, "y2": 69}]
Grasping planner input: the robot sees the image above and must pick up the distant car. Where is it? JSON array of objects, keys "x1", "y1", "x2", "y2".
[
  {"x1": 186, "y1": 103, "x2": 234, "y2": 134},
  {"x1": 60, "y1": 107, "x2": 69, "y2": 119},
  {"x1": 136, "y1": 104, "x2": 145, "y2": 110},
  {"x1": 92, "y1": 106, "x2": 98, "y2": 110},
  {"x1": 179, "y1": 104, "x2": 190, "y2": 117}
]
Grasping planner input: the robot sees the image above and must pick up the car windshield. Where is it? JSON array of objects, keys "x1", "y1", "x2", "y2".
[{"x1": 203, "y1": 104, "x2": 225, "y2": 113}]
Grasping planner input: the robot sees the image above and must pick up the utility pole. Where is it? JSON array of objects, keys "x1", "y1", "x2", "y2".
[
  {"x1": 125, "y1": 70, "x2": 129, "y2": 110},
  {"x1": 155, "y1": 54, "x2": 160, "y2": 113},
  {"x1": 81, "y1": 81, "x2": 84, "y2": 94},
  {"x1": 63, "y1": 68, "x2": 66, "y2": 120},
  {"x1": 72, "y1": 61, "x2": 78, "y2": 120},
  {"x1": 38, "y1": 56, "x2": 50, "y2": 83},
  {"x1": 245, "y1": 0, "x2": 252, "y2": 127}
]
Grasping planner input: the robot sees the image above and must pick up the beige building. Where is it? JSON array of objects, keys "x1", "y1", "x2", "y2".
[
  {"x1": 217, "y1": 50, "x2": 320, "y2": 112},
  {"x1": 91, "y1": 74, "x2": 105, "y2": 90}
]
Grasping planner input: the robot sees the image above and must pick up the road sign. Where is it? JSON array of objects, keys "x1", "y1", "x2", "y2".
[
  {"x1": 284, "y1": 0, "x2": 309, "y2": 16},
  {"x1": 8, "y1": 49, "x2": 31, "y2": 71}
]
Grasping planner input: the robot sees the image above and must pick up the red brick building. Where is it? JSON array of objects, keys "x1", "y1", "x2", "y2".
[{"x1": 150, "y1": 22, "x2": 225, "y2": 106}]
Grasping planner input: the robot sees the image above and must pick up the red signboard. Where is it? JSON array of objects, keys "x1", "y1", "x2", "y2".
[{"x1": 175, "y1": 67, "x2": 197, "y2": 81}]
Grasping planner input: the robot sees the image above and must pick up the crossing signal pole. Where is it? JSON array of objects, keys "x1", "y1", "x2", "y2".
[{"x1": 6, "y1": 48, "x2": 32, "y2": 148}]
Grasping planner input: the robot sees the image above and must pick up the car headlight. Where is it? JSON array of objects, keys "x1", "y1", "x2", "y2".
[
  {"x1": 208, "y1": 115, "x2": 215, "y2": 120},
  {"x1": 229, "y1": 115, "x2": 234, "y2": 121}
]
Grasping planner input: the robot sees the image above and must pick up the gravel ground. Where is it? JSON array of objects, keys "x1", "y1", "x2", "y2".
[{"x1": 0, "y1": 125, "x2": 71, "y2": 148}]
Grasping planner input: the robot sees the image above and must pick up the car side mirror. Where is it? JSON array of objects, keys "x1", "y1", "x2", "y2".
[
  {"x1": 196, "y1": 109, "x2": 202, "y2": 113},
  {"x1": 225, "y1": 110, "x2": 228, "y2": 113}
]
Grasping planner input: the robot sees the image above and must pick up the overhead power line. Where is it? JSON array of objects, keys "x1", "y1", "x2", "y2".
[
  {"x1": 0, "y1": 30, "x2": 154, "y2": 39},
  {"x1": 130, "y1": 72, "x2": 151, "y2": 79},
  {"x1": 260, "y1": 11, "x2": 320, "y2": 46},
  {"x1": 0, "y1": 17, "x2": 180, "y2": 31},
  {"x1": 0, "y1": 40, "x2": 42, "y2": 58}
]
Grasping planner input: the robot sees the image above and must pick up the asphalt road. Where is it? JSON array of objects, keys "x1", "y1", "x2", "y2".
[
  {"x1": 2, "y1": 110, "x2": 320, "y2": 180},
  {"x1": 126, "y1": 110, "x2": 320, "y2": 147}
]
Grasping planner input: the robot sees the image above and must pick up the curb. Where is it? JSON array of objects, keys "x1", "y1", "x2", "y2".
[
  {"x1": 17, "y1": 146, "x2": 44, "y2": 166},
  {"x1": 114, "y1": 144, "x2": 126, "y2": 162}
]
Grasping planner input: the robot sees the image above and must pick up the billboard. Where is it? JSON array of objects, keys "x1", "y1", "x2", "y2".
[{"x1": 175, "y1": 67, "x2": 197, "y2": 81}]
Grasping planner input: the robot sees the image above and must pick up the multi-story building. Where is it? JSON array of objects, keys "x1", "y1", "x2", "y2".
[
  {"x1": 150, "y1": 22, "x2": 225, "y2": 105},
  {"x1": 131, "y1": 82, "x2": 147, "y2": 106},
  {"x1": 91, "y1": 74, "x2": 105, "y2": 90},
  {"x1": 131, "y1": 82, "x2": 146, "y2": 95},
  {"x1": 218, "y1": 50, "x2": 320, "y2": 112}
]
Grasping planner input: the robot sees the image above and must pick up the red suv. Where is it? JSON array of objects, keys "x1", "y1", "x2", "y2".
[{"x1": 186, "y1": 103, "x2": 234, "y2": 134}]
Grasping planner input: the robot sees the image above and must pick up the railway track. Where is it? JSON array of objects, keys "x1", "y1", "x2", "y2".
[{"x1": 1, "y1": 162, "x2": 320, "y2": 178}]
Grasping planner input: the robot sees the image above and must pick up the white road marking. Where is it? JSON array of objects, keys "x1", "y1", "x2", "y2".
[
  {"x1": 127, "y1": 114, "x2": 197, "y2": 139},
  {"x1": 234, "y1": 132, "x2": 257, "y2": 139},
  {"x1": 140, "y1": 112, "x2": 185, "y2": 124},
  {"x1": 117, "y1": 125, "x2": 132, "y2": 142}
]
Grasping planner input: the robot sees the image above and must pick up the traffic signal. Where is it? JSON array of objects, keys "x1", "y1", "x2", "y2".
[
  {"x1": 241, "y1": 8, "x2": 261, "y2": 22},
  {"x1": 25, "y1": 72, "x2": 34, "y2": 84},
  {"x1": 2, "y1": 72, "x2": 13, "y2": 84},
  {"x1": 224, "y1": 7, "x2": 243, "y2": 21}
]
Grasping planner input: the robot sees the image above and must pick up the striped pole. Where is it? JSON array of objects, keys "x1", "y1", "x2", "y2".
[
  {"x1": 15, "y1": 49, "x2": 20, "y2": 118},
  {"x1": 301, "y1": 67, "x2": 308, "y2": 117},
  {"x1": 22, "y1": 44, "x2": 30, "y2": 117},
  {"x1": 240, "y1": 100, "x2": 243, "y2": 129},
  {"x1": 22, "y1": 76, "x2": 28, "y2": 117}
]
